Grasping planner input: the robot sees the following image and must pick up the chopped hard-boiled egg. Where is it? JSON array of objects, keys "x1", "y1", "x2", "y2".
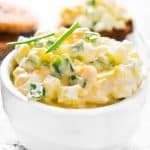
[
  {"x1": 43, "y1": 75, "x2": 61, "y2": 103},
  {"x1": 12, "y1": 27, "x2": 142, "y2": 108},
  {"x1": 58, "y1": 85, "x2": 82, "y2": 102},
  {"x1": 61, "y1": 0, "x2": 132, "y2": 32}
]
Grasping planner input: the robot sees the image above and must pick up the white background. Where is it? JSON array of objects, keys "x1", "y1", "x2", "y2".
[{"x1": 0, "y1": 0, "x2": 150, "y2": 149}]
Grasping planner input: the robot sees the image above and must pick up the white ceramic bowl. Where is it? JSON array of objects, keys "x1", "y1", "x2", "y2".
[{"x1": 0, "y1": 50, "x2": 148, "y2": 150}]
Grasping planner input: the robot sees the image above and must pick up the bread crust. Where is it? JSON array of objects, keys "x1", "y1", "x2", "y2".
[{"x1": 0, "y1": 2, "x2": 38, "y2": 34}]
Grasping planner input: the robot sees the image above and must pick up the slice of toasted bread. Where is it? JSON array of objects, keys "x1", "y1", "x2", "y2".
[
  {"x1": 100, "y1": 20, "x2": 133, "y2": 41},
  {"x1": 0, "y1": 2, "x2": 38, "y2": 34},
  {"x1": 61, "y1": 20, "x2": 133, "y2": 41}
]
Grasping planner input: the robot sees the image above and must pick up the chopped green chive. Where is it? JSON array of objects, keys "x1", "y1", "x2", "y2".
[
  {"x1": 7, "y1": 32, "x2": 55, "y2": 46},
  {"x1": 46, "y1": 40, "x2": 55, "y2": 47},
  {"x1": 46, "y1": 22, "x2": 80, "y2": 53},
  {"x1": 87, "y1": 0, "x2": 96, "y2": 6},
  {"x1": 72, "y1": 41, "x2": 84, "y2": 52},
  {"x1": 70, "y1": 75, "x2": 78, "y2": 81},
  {"x1": 84, "y1": 31, "x2": 100, "y2": 43},
  {"x1": 69, "y1": 75, "x2": 87, "y2": 88},
  {"x1": 96, "y1": 59, "x2": 115, "y2": 67},
  {"x1": 52, "y1": 56, "x2": 64, "y2": 76},
  {"x1": 96, "y1": 59, "x2": 107, "y2": 66},
  {"x1": 30, "y1": 83, "x2": 37, "y2": 90},
  {"x1": 51, "y1": 56, "x2": 75, "y2": 78},
  {"x1": 89, "y1": 58, "x2": 115, "y2": 68},
  {"x1": 65, "y1": 58, "x2": 75, "y2": 72},
  {"x1": 29, "y1": 83, "x2": 45, "y2": 100}
]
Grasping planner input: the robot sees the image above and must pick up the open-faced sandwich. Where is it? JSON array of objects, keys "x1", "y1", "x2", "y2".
[
  {"x1": 60, "y1": 0, "x2": 133, "y2": 40},
  {"x1": 0, "y1": 2, "x2": 38, "y2": 59},
  {"x1": 10, "y1": 23, "x2": 141, "y2": 108}
]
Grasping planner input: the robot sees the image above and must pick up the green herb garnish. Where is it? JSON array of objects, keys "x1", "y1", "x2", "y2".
[
  {"x1": 70, "y1": 75, "x2": 78, "y2": 81},
  {"x1": 87, "y1": 0, "x2": 96, "y2": 6},
  {"x1": 72, "y1": 41, "x2": 84, "y2": 52},
  {"x1": 95, "y1": 59, "x2": 107, "y2": 66},
  {"x1": 30, "y1": 83, "x2": 37, "y2": 90},
  {"x1": 96, "y1": 59, "x2": 115, "y2": 67},
  {"x1": 46, "y1": 40, "x2": 55, "y2": 47},
  {"x1": 65, "y1": 57, "x2": 75, "y2": 72},
  {"x1": 52, "y1": 56, "x2": 64, "y2": 76},
  {"x1": 52, "y1": 56, "x2": 75, "y2": 77},
  {"x1": 69, "y1": 75, "x2": 87, "y2": 88},
  {"x1": 7, "y1": 32, "x2": 55, "y2": 46},
  {"x1": 89, "y1": 58, "x2": 115, "y2": 68},
  {"x1": 29, "y1": 83, "x2": 45, "y2": 100},
  {"x1": 84, "y1": 31, "x2": 100, "y2": 43},
  {"x1": 46, "y1": 22, "x2": 80, "y2": 53}
]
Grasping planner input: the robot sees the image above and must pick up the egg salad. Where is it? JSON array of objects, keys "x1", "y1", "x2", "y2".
[
  {"x1": 10, "y1": 23, "x2": 142, "y2": 108},
  {"x1": 61, "y1": 0, "x2": 131, "y2": 32}
]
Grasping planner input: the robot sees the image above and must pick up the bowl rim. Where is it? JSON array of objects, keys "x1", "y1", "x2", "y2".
[{"x1": 0, "y1": 50, "x2": 147, "y2": 115}]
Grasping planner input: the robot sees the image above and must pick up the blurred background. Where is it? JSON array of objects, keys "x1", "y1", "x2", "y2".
[
  {"x1": 0, "y1": 0, "x2": 150, "y2": 149},
  {"x1": 0, "y1": 0, "x2": 149, "y2": 33}
]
